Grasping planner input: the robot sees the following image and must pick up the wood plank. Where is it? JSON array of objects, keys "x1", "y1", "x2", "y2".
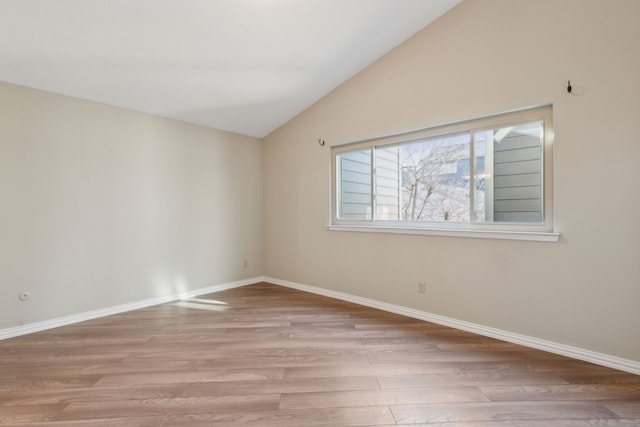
[
  {"x1": 53, "y1": 394, "x2": 280, "y2": 421},
  {"x1": 164, "y1": 406, "x2": 396, "y2": 427},
  {"x1": 0, "y1": 404, "x2": 68, "y2": 424},
  {"x1": 481, "y1": 384, "x2": 640, "y2": 401},
  {"x1": 284, "y1": 362, "x2": 461, "y2": 378},
  {"x1": 603, "y1": 400, "x2": 640, "y2": 418},
  {"x1": 0, "y1": 375, "x2": 103, "y2": 392},
  {"x1": 378, "y1": 423, "x2": 516, "y2": 427},
  {"x1": 0, "y1": 384, "x2": 186, "y2": 406},
  {"x1": 279, "y1": 387, "x2": 489, "y2": 410},
  {"x1": 390, "y1": 401, "x2": 618, "y2": 424},
  {"x1": 95, "y1": 367, "x2": 285, "y2": 386},
  {"x1": 378, "y1": 372, "x2": 569, "y2": 388},
  {"x1": 1, "y1": 417, "x2": 167, "y2": 426},
  {"x1": 367, "y1": 349, "x2": 537, "y2": 364},
  {"x1": 513, "y1": 421, "x2": 640, "y2": 427},
  {"x1": 182, "y1": 376, "x2": 380, "y2": 396}
]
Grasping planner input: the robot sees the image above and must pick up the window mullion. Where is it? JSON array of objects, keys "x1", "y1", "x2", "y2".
[
  {"x1": 484, "y1": 130, "x2": 494, "y2": 222},
  {"x1": 371, "y1": 148, "x2": 377, "y2": 222},
  {"x1": 470, "y1": 131, "x2": 477, "y2": 223}
]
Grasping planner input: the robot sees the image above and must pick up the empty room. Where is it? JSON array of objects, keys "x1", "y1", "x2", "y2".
[{"x1": 1, "y1": 0, "x2": 639, "y2": 425}]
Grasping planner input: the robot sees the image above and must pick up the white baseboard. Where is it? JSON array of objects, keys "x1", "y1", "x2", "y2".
[
  {"x1": 0, "y1": 277, "x2": 261, "y2": 341},
  {"x1": 265, "y1": 276, "x2": 640, "y2": 376},
  {"x1": 3, "y1": 275, "x2": 639, "y2": 376}
]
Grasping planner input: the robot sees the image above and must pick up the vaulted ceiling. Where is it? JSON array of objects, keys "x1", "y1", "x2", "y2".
[{"x1": 0, "y1": 0, "x2": 461, "y2": 138}]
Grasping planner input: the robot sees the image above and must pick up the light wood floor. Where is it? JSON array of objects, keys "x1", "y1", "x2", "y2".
[{"x1": 1, "y1": 282, "x2": 639, "y2": 426}]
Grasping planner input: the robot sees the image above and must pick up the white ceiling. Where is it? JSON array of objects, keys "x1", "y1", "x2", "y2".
[{"x1": 0, "y1": 0, "x2": 461, "y2": 138}]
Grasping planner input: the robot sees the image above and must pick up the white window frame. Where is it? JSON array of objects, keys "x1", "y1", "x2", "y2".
[{"x1": 329, "y1": 105, "x2": 559, "y2": 242}]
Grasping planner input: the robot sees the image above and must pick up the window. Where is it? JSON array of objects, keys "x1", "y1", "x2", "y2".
[{"x1": 330, "y1": 106, "x2": 557, "y2": 241}]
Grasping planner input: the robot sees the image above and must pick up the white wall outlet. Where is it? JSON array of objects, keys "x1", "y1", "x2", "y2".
[
  {"x1": 417, "y1": 282, "x2": 426, "y2": 294},
  {"x1": 18, "y1": 291, "x2": 31, "y2": 301}
]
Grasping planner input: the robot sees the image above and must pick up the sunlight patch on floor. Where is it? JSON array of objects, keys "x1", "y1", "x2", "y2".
[{"x1": 173, "y1": 298, "x2": 229, "y2": 312}]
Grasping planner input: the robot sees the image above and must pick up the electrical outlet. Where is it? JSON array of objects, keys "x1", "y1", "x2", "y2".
[{"x1": 417, "y1": 282, "x2": 426, "y2": 294}]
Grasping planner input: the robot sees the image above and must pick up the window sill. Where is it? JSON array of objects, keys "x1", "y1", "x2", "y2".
[{"x1": 327, "y1": 224, "x2": 560, "y2": 242}]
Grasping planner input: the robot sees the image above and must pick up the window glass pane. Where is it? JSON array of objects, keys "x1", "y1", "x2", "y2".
[
  {"x1": 399, "y1": 133, "x2": 471, "y2": 222},
  {"x1": 475, "y1": 121, "x2": 543, "y2": 223},
  {"x1": 337, "y1": 149, "x2": 372, "y2": 220}
]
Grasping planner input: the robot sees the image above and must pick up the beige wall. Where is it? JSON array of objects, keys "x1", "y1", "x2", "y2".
[
  {"x1": 0, "y1": 82, "x2": 263, "y2": 329},
  {"x1": 263, "y1": 0, "x2": 640, "y2": 362}
]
